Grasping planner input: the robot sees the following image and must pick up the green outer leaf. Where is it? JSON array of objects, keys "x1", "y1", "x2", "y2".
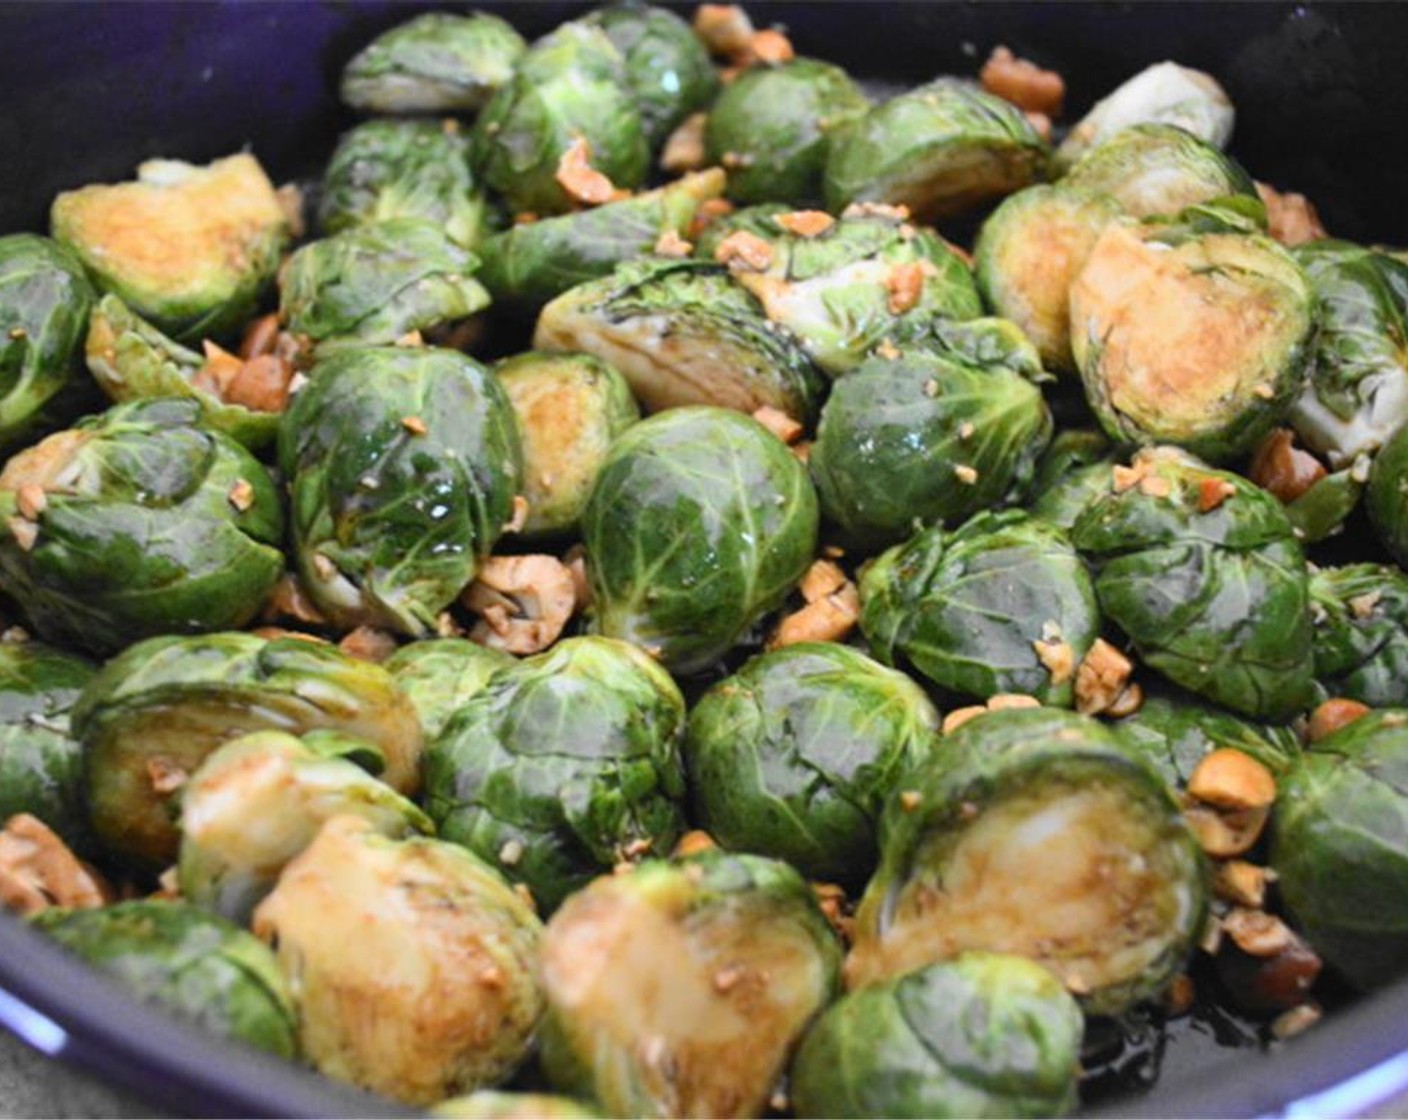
[
  {"x1": 385, "y1": 638, "x2": 515, "y2": 741},
  {"x1": 1026, "y1": 428, "x2": 1116, "y2": 531},
  {"x1": 1310, "y1": 563, "x2": 1408, "y2": 708},
  {"x1": 1368, "y1": 420, "x2": 1408, "y2": 567}
]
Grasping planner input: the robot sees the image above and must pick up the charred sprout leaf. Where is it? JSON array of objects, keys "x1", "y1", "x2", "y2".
[
  {"x1": 848, "y1": 707, "x2": 1208, "y2": 1016},
  {"x1": 384, "y1": 638, "x2": 515, "y2": 741},
  {"x1": 32, "y1": 900, "x2": 297, "y2": 1058},
  {"x1": 790, "y1": 952, "x2": 1084, "y2": 1120},
  {"x1": 1309, "y1": 564, "x2": 1408, "y2": 708},
  {"x1": 72, "y1": 631, "x2": 424, "y2": 870},
  {"x1": 279, "y1": 346, "x2": 522, "y2": 635},
  {"x1": 538, "y1": 850, "x2": 841, "y2": 1118},
  {"x1": 434, "y1": 1092, "x2": 602, "y2": 1120},
  {"x1": 424, "y1": 636, "x2": 686, "y2": 913},
  {"x1": 0, "y1": 398, "x2": 284, "y2": 657},
  {"x1": 1027, "y1": 428, "x2": 1118, "y2": 531},
  {"x1": 50, "y1": 154, "x2": 289, "y2": 345},
  {"x1": 535, "y1": 258, "x2": 827, "y2": 423},
  {"x1": 252, "y1": 816, "x2": 544, "y2": 1105},
  {"x1": 824, "y1": 79, "x2": 1048, "y2": 222},
  {"x1": 859, "y1": 510, "x2": 1100, "y2": 706},
  {"x1": 339, "y1": 11, "x2": 526, "y2": 115},
  {"x1": 494, "y1": 350, "x2": 639, "y2": 539},
  {"x1": 1368, "y1": 420, "x2": 1408, "y2": 568},
  {"x1": 1071, "y1": 450, "x2": 1315, "y2": 719},
  {"x1": 705, "y1": 57, "x2": 869, "y2": 205},
  {"x1": 582, "y1": 406, "x2": 818, "y2": 674}
]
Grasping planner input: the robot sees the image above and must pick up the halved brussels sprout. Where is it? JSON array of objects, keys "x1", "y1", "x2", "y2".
[
  {"x1": 50, "y1": 154, "x2": 289, "y2": 344},
  {"x1": 847, "y1": 707, "x2": 1208, "y2": 1016},
  {"x1": 385, "y1": 638, "x2": 515, "y2": 741},
  {"x1": 253, "y1": 816, "x2": 544, "y2": 1105},
  {"x1": 535, "y1": 258, "x2": 827, "y2": 423},
  {"x1": 279, "y1": 218, "x2": 490, "y2": 349},
  {"x1": 425, "y1": 636, "x2": 686, "y2": 912},
  {"x1": 705, "y1": 57, "x2": 869, "y2": 204},
  {"x1": 435, "y1": 1092, "x2": 601, "y2": 1120},
  {"x1": 582, "y1": 407, "x2": 818, "y2": 674},
  {"x1": 1310, "y1": 564, "x2": 1408, "y2": 707},
  {"x1": 494, "y1": 350, "x2": 639, "y2": 539},
  {"x1": 685, "y1": 642, "x2": 937, "y2": 888},
  {"x1": 340, "y1": 11, "x2": 526, "y2": 115},
  {"x1": 1071, "y1": 449, "x2": 1315, "y2": 719},
  {"x1": 0, "y1": 234, "x2": 96, "y2": 453},
  {"x1": 1026, "y1": 428, "x2": 1117, "y2": 530},
  {"x1": 32, "y1": 900, "x2": 297, "y2": 1058},
  {"x1": 859, "y1": 510, "x2": 1100, "y2": 707},
  {"x1": 538, "y1": 851, "x2": 841, "y2": 1118},
  {"x1": 279, "y1": 345, "x2": 522, "y2": 635},
  {"x1": 790, "y1": 952, "x2": 1084, "y2": 1120},
  {"x1": 0, "y1": 398, "x2": 284, "y2": 656},
  {"x1": 1368, "y1": 420, "x2": 1408, "y2": 568},
  {"x1": 824, "y1": 79, "x2": 1048, "y2": 221},
  {"x1": 72, "y1": 631, "x2": 424, "y2": 869}
]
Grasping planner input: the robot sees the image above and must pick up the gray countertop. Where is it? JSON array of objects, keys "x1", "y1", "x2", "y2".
[{"x1": 0, "y1": 1028, "x2": 155, "y2": 1119}]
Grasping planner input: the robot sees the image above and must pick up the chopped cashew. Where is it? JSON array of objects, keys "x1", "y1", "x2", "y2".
[
  {"x1": 0, "y1": 814, "x2": 108, "y2": 916},
  {"x1": 979, "y1": 46, "x2": 1065, "y2": 117},
  {"x1": 659, "y1": 113, "x2": 709, "y2": 174},
  {"x1": 1250, "y1": 428, "x2": 1326, "y2": 504},
  {"x1": 1256, "y1": 182, "x2": 1328, "y2": 247},
  {"x1": 238, "y1": 311, "x2": 281, "y2": 360},
  {"x1": 1032, "y1": 638, "x2": 1075, "y2": 685},
  {"x1": 751, "y1": 404, "x2": 803, "y2": 444},
  {"x1": 799, "y1": 559, "x2": 847, "y2": 603},
  {"x1": 886, "y1": 261, "x2": 927, "y2": 315},
  {"x1": 746, "y1": 28, "x2": 793, "y2": 66},
  {"x1": 672, "y1": 830, "x2": 718, "y2": 857},
  {"x1": 1183, "y1": 802, "x2": 1269, "y2": 858},
  {"x1": 227, "y1": 478, "x2": 255, "y2": 513},
  {"x1": 1188, "y1": 748, "x2": 1276, "y2": 811},
  {"x1": 714, "y1": 229, "x2": 774, "y2": 271},
  {"x1": 987, "y1": 693, "x2": 1041, "y2": 711},
  {"x1": 262, "y1": 573, "x2": 328, "y2": 626},
  {"x1": 1307, "y1": 697, "x2": 1370, "y2": 743},
  {"x1": 555, "y1": 137, "x2": 623, "y2": 207},
  {"x1": 1222, "y1": 907, "x2": 1294, "y2": 958},
  {"x1": 1271, "y1": 1002, "x2": 1322, "y2": 1040},
  {"x1": 1197, "y1": 477, "x2": 1237, "y2": 513},
  {"x1": 1214, "y1": 860, "x2": 1269, "y2": 909},
  {"x1": 337, "y1": 625, "x2": 398, "y2": 663},
  {"x1": 942, "y1": 705, "x2": 988, "y2": 735},
  {"x1": 653, "y1": 229, "x2": 694, "y2": 258},
  {"x1": 1074, "y1": 638, "x2": 1134, "y2": 715},
  {"x1": 693, "y1": 4, "x2": 754, "y2": 59},
  {"x1": 775, "y1": 210, "x2": 835, "y2": 238},
  {"x1": 16, "y1": 484, "x2": 45, "y2": 520},
  {"x1": 688, "y1": 196, "x2": 735, "y2": 242},
  {"x1": 767, "y1": 580, "x2": 860, "y2": 648},
  {"x1": 463, "y1": 554, "x2": 578, "y2": 655}
]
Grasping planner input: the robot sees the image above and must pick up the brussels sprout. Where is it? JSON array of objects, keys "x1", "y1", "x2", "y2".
[
  {"x1": 0, "y1": 234, "x2": 96, "y2": 453},
  {"x1": 72, "y1": 631, "x2": 424, "y2": 869},
  {"x1": 824, "y1": 79, "x2": 1048, "y2": 222},
  {"x1": 478, "y1": 169, "x2": 725, "y2": 312},
  {"x1": 494, "y1": 351, "x2": 639, "y2": 539},
  {"x1": 279, "y1": 346, "x2": 522, "y2": 635},
  {"x1": 253, "y1": 816, "x2": 544, "y2": 1105},
  {"x1": 1061, "y1": 124, "x2": 1257, "y2": 220},
  {"x1": 425, "y1": 636, "x2": 686, "y2": 912},
  {"x1": 1309, "y1": 564, "x2": 1408, "y2": 707},
  {"x1": 1071, "y1": 450, "x2": 1315, "y2": 719},
  {"x1": 318, "y1": 118, "x2": 492, "y2": 250},
  {"x1": 0, "y1": 640, "x2": 96, "y2": 851},
  {"x1": 973, "y1": 185, "x2": 1122, "y2": 373},
  {"x1": 1070, "y1": 211, "x2": 1314, "y2": 461},
  {"x1": 538, "y1": 851, "x2": 841, "y2": 1118},
  {"x1": 847, "y1": 707, "x2": 1208, "y2": 1016},
  {"x1": 435, "y1": 1092, "x2": 601, "y2": 1120},
  {"x1": 32, "y1": 900, "x2": 297, "y2": 1058},
  {"x1": 0, "y1": 398, "x2": 284, "y2": 656},
  {"x1": 808, "y1": 332, "x2": 1052, "y2": 550},
  {"x1": 178, "y1": 730, "x2": 433, "y2": 926},
  {"x1": 535, "y1": 258, "x2": 827, "y2": 423},
  {"x1": 340, "y1": 11, "x2": 526, "y2": 115},
  {"x1": 50, "y1": 154, "x2": 289, "y2": 344},
  {"x1": 1057, "y1": 61, "x2": 1235, "y2": 167},
  {"x1": 705, "y1": 57, "x2": 869, "y2": 205},
  {"x1": 1272, "y1": 709, "x2": 1408, "y2": 988},
  {"x1": 279, "y1": 219, "x2": 490, "y2": 349},
  {"x1": 472, "y1": 24, "x2": 648, "y2": 217},
  {"x1": 1027, "y1": 428, "x2": 1117, "y2": 530},
  {"x1": 1285, "y1": 462, "x2": 1366, "y2": 544},
  {"x1": 790, "y1": 952, "x2": 1084, "y2": 1120},
  {"x1": 689, "y1": 202, "x2": 794, "y2": 260},
  {"x1": 385, "y1": 638, "x2": 515, "y2": 741},
  {"x1": 685, "y1": 642, "x2": 937, "y2": 888},
  {"x1": 582, "y1": 3, "x2": 718, "y2": 148},
  {"x1": 1288, "y1": 240, "x2": 1408, "y2": 468},
  {"x1": 582, "y1": 407, "x2": 818, "y2": 674},
  {"x1": 85, "y1": 295, "x2": 281, "y2": 450},
  {"x1": 1368, "y1": 420, "x2": 1408, "y2": 568},
  {"x1": 859, "y1": 510, "x2": 1100, "y2": 707}
]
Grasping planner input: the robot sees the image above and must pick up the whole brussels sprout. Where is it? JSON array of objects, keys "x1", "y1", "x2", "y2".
[
  {"x1": 538, "y1": 850, "x2": 841, "y2": 1118},
  {"x1": 1071, "y1": 449, "x2": 1315, "y2": 719},
  {"x1": 435, "y1": 1092, "x2": 601, "y2": 1120},
  {"x1": 705, "y1": 57, "x2": 869, "y2": 205},
  {"x1": 339, "y1": 11, "x2": 526, "y2": 115},
  {"x1": 178, "y1": 729, "x2": 433, "y2": 926},
  {"x1": 0, "y1": 234, "x2": 97, "y2": 453},
  {"x1": 790, "y1": 952, "x2": 1084, "y2": 1120},
  {"x1": 0, "y1": 397, "x2": 284, "y2": 656},
  {"x1": 1368, "y1": 420, "x2": 1408, "y2": 568},
  {"x1": 535, "y1": 258, "x2": 827, "y2": 423},
  {"x1": 824, "y1": 79, "x2": 1048, "y2": 222},
  {"x1": 425, "y1": 636, "x2": 687, "y2": 912},
  {"x1": 279, "y1": 218, "x2": 490, "y2": 349},
  {"x1": 50, "y1": 154, "x2": 290, "y2": 344},
  {"x1": 582, "y1": 407, "x2": 818, "y2": 674},
  {"x1": 847, "y1": 707, "x2": 1208, "y2": 1016},
  {"x1": 494, "y1": 351, "x2": 639, "y2": 539},
  {"x1": 859, "y1": 510, "x2": 1100, "y2": 707},
  {"x1": 318, "y1": 118, "x2": 492, "y2": 250},
  {"x1": 685, "y1": 642, "x2": 938, "y2": 888},
  {"x1": 1272, "y1": 709, "x2": 1408, "y2": 988},
  {"x1": 72, "y1": 631, "x2": 424, "y2": 869},
  {"x1": 1309, "y1": 563, "x2": 1408, "y2": 707},
  {"x1": 808, "y1": 328, "x2": 1052, "y2": 551},
  {"x1": 385, "y1": 638, "x2": 515, "y2": 741},
  {"x1": 1026, "y1": 428, "x2": 1117, "y2": 530},
  {"x1": 279, "y1": 346, "x2": 522, "y2": 635},
  {"x1": 32, "y1": 900, "x2": 297, "y2": 1058},
  {"x1": 253, "y1": 815, "x2": 544, "y2": 1105}
]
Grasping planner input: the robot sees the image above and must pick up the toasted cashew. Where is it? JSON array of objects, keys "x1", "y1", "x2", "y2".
[
  {"x1": 0, "y1": 814, "x2": 108, "y2": 916},
  {"x1": 464, "y1": 555, "x2": 577, "y2": 654}
]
